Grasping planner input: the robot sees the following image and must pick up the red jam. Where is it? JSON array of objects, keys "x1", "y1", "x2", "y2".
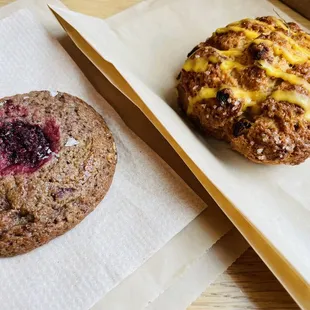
[
  {"x1": 0, "y1": 119, "x2": 60, "y2": 175},
  {"x1": 0, "y1": 99, "x2": 28, "y2": 118}
]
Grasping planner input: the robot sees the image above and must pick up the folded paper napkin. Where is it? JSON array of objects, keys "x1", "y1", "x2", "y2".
[{"x1": 0, "y1": 9, "x2": 205, "y2": 310}]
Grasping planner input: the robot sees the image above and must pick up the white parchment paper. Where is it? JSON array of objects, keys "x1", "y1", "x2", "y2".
[
  {"x1": 51, "y1": 0, "x2": 310, "y2": 284},
  {"x1": 0, "y1": 7, "x2": 211, "y2": 310}
]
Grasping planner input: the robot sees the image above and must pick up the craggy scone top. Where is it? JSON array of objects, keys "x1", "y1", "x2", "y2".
[{"x1": 178, "y1": 16, "x2": 310, "y2": 165}]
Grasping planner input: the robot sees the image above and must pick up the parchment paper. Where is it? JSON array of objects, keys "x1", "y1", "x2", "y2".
[
  {"x1": 50, "y1": 0, "x2": 310, "y2": 306},
  {"x1": 96, "y1": 226, "x2": 248, "y2": 310}
]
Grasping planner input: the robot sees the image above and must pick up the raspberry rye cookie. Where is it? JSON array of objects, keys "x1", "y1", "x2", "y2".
[
  {"x1": 177, "y1": 16, "x2": 310, "y2": 165},
  {"x1": 0, "y1": 91, "x2": 117, "y2": 256}
]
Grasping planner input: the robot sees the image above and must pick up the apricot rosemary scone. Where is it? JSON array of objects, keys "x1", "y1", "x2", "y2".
[{"x1": 178, "y1": 16, "x2": 310, "y2": 165}]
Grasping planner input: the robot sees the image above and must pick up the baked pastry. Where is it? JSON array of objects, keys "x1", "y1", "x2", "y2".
[
  {"x1": 177, "y1": 16, "x2": 310, "y2": 165},
  {"x1": 0, "y1": 91, "x2": 117, "y2": 256}
]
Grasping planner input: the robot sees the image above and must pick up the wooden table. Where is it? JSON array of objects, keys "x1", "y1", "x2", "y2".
[{"x1": 0, "y1": 0, "x2": 300, "y2": 309}]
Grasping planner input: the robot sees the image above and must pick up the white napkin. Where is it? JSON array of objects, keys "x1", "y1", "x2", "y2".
[{"x1": 0, "y1": 9, "x2": 207, "y2": 310}]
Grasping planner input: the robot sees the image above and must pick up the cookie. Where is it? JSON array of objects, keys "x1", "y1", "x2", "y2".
[
  {"x1": 0, "y1": 91, "x2": 117, "y2": 256},
  {"x1": 177, "y1": 16, "x2": 310, "y2": 165}
]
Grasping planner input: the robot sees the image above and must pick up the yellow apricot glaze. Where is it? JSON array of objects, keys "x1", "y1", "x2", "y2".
[{"x1": 182, "y1": 17, "x2": 310, "y2": 118}]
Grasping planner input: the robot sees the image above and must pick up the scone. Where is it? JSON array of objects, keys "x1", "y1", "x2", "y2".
[
  {"x1": 177, "y1": 16, "x2": 310, "y2": 165},
  {"x1": 0, "y1": 91, "x2": 117, "y2": 256}
]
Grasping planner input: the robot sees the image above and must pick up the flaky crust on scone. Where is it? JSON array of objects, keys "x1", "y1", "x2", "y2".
[{"x1": 178, "y1": 16, "x2": 310, "y2": 165}]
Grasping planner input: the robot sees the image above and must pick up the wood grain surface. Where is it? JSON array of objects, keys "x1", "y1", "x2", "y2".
[
  {"x1": 0, "y1": 0, "x2": 300, "y2": 309},
  {"x1": 190, "y1": 249, "x2": 298, "y2": 310}
]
